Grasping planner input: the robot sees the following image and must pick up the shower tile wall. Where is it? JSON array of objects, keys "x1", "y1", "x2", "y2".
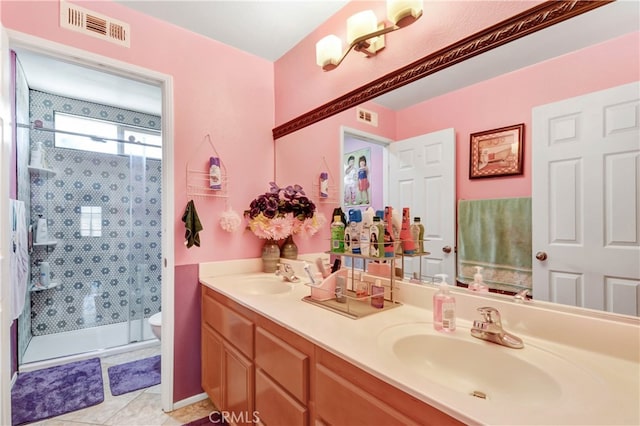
[{"x1": 28, "y1": 90, "x2": 161, "y2": 337}]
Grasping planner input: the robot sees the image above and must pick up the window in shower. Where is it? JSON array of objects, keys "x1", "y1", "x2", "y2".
[
  {"x1": 53, "y1": 112, "x2": 162, "y2": 159},
  {"x1": 80, "y1": 206, "x2": 102, "y2": 237}
]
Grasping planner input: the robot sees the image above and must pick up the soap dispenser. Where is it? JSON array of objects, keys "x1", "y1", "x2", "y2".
[
  {"x1": 468, "y1": 266, "x2": 489, "y2": 293},
  {"x1": 433, "y1": 274, "x2": 456, "y2": 332}
]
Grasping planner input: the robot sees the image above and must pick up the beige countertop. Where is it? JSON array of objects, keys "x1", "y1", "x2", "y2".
[{"x1": 200, "y1": 258, "x2": 640, "y2": 425}]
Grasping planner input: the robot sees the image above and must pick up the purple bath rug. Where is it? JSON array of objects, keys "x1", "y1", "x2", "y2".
[
  {"x1": 183, "y1": 412, "x2": 228, "y2": 425},
  {"x1": 108, "y1": 355, "x2": 161, "y2": 396},
  {"x1": 11, "y1": 357, "x2": 104, "y2": 426}
]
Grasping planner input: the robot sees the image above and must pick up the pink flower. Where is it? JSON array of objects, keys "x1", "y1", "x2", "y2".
[{"x1": 245, "y1": 183, "x2": 322, "y2": 240}]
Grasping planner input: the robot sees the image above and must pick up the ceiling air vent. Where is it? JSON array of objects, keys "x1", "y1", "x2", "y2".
[{"x1": 60, "y1": 0, "x2": 130, "y2": 47}]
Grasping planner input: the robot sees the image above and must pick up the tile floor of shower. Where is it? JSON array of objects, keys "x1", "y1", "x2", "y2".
[{"x1": 20, "y1": 343, "x2": 214, "y2": 426}]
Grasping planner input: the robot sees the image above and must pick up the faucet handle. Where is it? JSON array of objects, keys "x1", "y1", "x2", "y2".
[{"x1": 477, "y1": 306, "x2": 502, "y2": 325}]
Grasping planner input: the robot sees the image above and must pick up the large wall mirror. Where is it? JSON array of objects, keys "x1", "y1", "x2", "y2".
[{"x1": 274, "y1": 1, "x2": 640, "y2": 317}]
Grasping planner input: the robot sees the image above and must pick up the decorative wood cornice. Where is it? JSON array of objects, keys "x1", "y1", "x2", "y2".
[{"x1": 273, "y1": 0, "x2": 612, "y2": 140}]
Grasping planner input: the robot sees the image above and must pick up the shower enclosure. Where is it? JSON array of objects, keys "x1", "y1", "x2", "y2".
[{"x1": 16, "y1": 62, "x2": 163, "y2": 366}]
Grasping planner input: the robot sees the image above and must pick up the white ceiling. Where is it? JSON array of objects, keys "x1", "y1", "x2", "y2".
[
  {"x1": 14, "y1": 1, "x2": 639, "y2": 119},
  {"x1": 114, "y1": 0, "x2": 350, "y2": 62}
]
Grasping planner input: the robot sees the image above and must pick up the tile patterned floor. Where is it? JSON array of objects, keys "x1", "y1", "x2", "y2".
[{"x1": 25, "y1": 345, "x2": 214, "y2": 426}]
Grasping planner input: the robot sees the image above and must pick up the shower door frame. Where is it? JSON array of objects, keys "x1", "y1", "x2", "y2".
[{"x1": 1, "y1": 30, "x2": 176, "y2": 414}]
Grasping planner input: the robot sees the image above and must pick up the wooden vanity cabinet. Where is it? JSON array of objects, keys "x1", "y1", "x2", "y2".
[
  {"x1": 202, "y1": 287, "x2": 255, "y2": 425},
  {"x1": 201, "y1": 284, "x2": 462, "y2": 426}
]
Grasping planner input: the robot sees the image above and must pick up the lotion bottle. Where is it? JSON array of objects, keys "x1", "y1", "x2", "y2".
[
  {"x1": 468, "y1": 266, "x2": 489, "y2": 292},
  {"x1": 433, "y1": 274, "x2": 456, "y2": 332}
]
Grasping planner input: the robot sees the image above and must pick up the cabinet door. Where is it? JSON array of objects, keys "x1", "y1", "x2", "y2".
[
  {"x1": 256, "y1": 369, "x2": 308, "y2": 426},
  {"x1": 315, "y1": 363, "x2": 415, "y2": 426},
  {"x1": 201, "y1": 325, "x2": 224, "y2": 409},
  {"x1": 224, "y1": 341, "x2": 254, "y2": 426}
]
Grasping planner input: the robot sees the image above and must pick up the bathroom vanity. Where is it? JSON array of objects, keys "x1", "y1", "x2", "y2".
[{"x1": 199, "y1": 259, "x2": 640, "y2": 425}]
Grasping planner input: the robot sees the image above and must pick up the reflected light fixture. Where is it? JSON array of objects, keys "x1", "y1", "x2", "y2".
[{"x1": 316, "y1": 0, "x2": 423, "y2": 71}]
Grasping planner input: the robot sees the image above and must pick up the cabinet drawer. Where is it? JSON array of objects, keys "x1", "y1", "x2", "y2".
[
  {"x1": 203, "y1": 291, "x2": 254, "y2": 358},
  {"x1": 256, "y1": 369, "x2": 307, "y2": 426},
  {"x1": 255, "y1": 327, "x2": 309, "y2": 403}
]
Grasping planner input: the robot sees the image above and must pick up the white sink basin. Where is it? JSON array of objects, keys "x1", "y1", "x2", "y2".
[
  {"x1": 377, "y1": 323, "x2": 603, "y2": 408},
  {"x1": 235, "y1": 274, "x2": 294, "y2": 295}
]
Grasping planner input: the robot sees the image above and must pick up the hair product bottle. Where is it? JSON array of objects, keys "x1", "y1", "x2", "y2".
[
  {"x1": 331, "y1": 215, "x2": 345, "y2": 253},
  {"x1": 400, "y1": 207, "x2": 416, "y2": 254}
]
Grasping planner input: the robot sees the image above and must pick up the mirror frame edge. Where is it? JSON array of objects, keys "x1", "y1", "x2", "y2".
[{"x1": 272, "y1": 0, "x2": 612, "y2": 140}]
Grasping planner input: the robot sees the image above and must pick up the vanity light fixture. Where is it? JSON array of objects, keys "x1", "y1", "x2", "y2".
[{"x1": 315, "y1": 0, "x2": 423, "y2": 71}]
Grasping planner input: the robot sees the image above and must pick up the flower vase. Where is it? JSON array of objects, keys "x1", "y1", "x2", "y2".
[
  {"x1": 262, "y1": 239, "x2": 280, "y2": 273},
  {"x1": 280, "y1": 235, "x2": 298, "y2": 260}
]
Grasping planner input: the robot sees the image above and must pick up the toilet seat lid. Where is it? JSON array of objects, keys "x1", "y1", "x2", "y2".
[{"x1": 149, "y1": 312, "x2": 162, "y2": 326}]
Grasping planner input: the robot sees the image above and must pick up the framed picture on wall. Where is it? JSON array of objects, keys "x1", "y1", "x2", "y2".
[
  {"x1": 343, "y1": 147, "x2": 370, "y2": 206},
  {"x1": 469, "y1": 123, "x2": 524, "y2": 179}
]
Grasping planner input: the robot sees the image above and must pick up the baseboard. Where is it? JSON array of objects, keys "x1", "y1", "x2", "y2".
[
  {"x1": 10, "y1": 371, "x2": 17, "y2": 388},
  {"x1": 171, "y1": 392, "x2": 209, "y2": 411}
]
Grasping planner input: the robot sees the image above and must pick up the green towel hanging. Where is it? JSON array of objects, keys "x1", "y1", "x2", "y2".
[{"x1": 182, "y1": 200, "x2": 203, "y2": 248}]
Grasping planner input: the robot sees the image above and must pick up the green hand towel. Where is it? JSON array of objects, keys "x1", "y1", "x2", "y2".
[
  {"x1": 457, "y1": 197, "x2": 532, "y2": 291},
  {"x1": 182, "y1": 200, "x2": 203, "y2": 248}
]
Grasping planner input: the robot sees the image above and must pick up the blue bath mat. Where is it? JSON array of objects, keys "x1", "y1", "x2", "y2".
[
  {"x1": 108, "y1": 355, "x2": 161, "y2": 396},
  {"x1": 11, "y1": 357, "x2": 104, "y2": 425}
]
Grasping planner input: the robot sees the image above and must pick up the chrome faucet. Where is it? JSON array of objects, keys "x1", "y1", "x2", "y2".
[
  {"x1": 470, "y1": 307, "x2": 524, "y2": 349},
  {"x1": 275, "y1": 263, "x2": 300, "y2": 282},
  {"x1": 514, "y1": 288, "x2": 530, "y2": 303}
]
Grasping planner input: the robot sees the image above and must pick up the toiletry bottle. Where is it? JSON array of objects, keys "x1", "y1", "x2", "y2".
[
  {"x1": 35, "y1": 215, "x2": 48, "y2": 243},
  {"x1": 383, "y1": 206, "x2": 395, "y2": 257},
  {"x1": 331, "y1": 215, "x2": 345, "y2": 253},
  {"x1": 335, "y1": 276, "x2": 347, "y2": 303},
  {"x1": 468, "y1": 266, "x2": 489, "y2": 292},
  {"x1": 370, "y1": 216, "x2": 384, "y2": 258},
  {"x1": 433, "y1": 274, "x2": 456, "y2": 332},
  {"x1": 371, "y1": 279, "x2": 384, "y2": 309},
  {"x1": 209, "y1": 157, "x2": 222, "y2": 190},
  {"x1": 30, "y1": 142, "x2": 43, "y2": 168},
  {"x1": 355, "y1": 274, "x2": 369, "y2": 298},
  {"x1": 400, "y1": 207, "x2": 416, "y2": 255},
  {"x1": 319, "y1": 172, "x2": 329, "y2": 198},
  {"x1": 348, "y1": 209, "x2": 362, "y2": 254},
  {"x1": 360, "y1": 210, "x2": 372, "y2": 258},
  {"x1": 410, "y1": 217, "x2": 425, "y2": 254},
  {"x1": 40, "y1": 262, "x2": 50, "y2": 288},
  {"x1": 343, "y1": 220, "x2": 352, "y2": 254}
]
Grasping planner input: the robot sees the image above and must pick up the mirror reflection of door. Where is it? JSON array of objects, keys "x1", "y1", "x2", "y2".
[
  {"x1": 532, "y1": 82, "x2": 640, "y2": 316},
  {"x1": 389, "y1": 129, "x2": 456, "y2": 281}
]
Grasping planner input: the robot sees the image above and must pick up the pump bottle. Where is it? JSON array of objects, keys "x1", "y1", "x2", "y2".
[
  {"x1": 433, "y1": 274, "x2": 456, "y2": 332},
  {"x1": 468, "y1": 266, "x2": 489, "y2": 292}
]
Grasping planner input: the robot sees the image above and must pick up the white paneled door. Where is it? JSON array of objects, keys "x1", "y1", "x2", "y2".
[
  {"x1": 532, "y1": 82, "x2": 640, "y2": 315},
  {"x1": 389, "y1": 128, "x2": 456, "y2": 281}
]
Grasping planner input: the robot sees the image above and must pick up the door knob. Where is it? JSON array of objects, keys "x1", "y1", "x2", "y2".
[
  {"x1": 535, "y1": 251, "x2": 547, "y2": 261},
  {"x1": 442, "y1": 246, "x2": 452, "y2": 254}
]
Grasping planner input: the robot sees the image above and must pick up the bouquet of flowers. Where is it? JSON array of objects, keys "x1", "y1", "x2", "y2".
[{"x1": 245, "y1": 182, "x2": 325, "y2": 240}]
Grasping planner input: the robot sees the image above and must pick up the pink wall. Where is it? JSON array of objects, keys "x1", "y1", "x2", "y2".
[
  {"x1": 397, "y1": 32, "x2": 639, "y2": 200},
  {"x1": 2, "y1": 0, "x2": 275, "y2": 403},
  {"x1": 2, "y1": 0, "x2": 276, "y2": 266},
  {"x1": 274, "y1": 1, "x2": 541, "y2": 125}
]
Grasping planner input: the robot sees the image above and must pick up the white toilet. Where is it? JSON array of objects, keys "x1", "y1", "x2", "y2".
[{"x1": 149, "y1": 312, "x2": 162, "y2": 340}]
